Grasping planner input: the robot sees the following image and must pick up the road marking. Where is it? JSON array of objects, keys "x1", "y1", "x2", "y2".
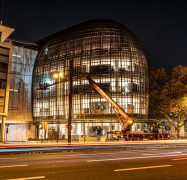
[
  {"x1": 5, "y1": 176, "x2": 45, "y2": 180},
  {"x1": 87, "y1": 153, "x2": 187, "y2": 162},
  {"x1": 114, "y1": 164, "x2": 172, "y2": 172},
  {"x1": 0, "y1": 165, "x2": 28, "y2": 168},
  {"x1": 0, "y1": 158, "x2": 17, "y2": 159},
  {"x1": 172, "y1": 158, "x2": 187, "y2": 161}
]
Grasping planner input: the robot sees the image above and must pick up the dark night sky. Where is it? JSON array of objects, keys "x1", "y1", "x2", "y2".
[{"x1": 1, "y1": 0, "x2": 187, "y2": 69}]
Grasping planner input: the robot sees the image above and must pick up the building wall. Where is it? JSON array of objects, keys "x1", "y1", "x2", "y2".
[
  {"x1": 0, "y1": 42, "x2": 12, "y2": 116},
  {"x1": 0, "y1": 41, "x2": 12, "y2": 141},
  {"x1": 7, "y1": 44, "x2": 38, "y2": 122},
  {"x1": 5, "y1": 42, "x2": 38, "y2": 141}
]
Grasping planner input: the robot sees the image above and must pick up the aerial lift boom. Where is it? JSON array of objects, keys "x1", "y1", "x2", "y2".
[{"x1": 86, "y1": 75, "x2": 133, "y2": 132}]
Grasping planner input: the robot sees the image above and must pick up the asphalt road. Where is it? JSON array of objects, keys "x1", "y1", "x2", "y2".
[{"x1": 0, "y1": 148, "x2": 187, "y2": 180}]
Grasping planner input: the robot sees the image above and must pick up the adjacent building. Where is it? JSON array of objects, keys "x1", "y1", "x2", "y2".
[
  {"x1": 0, "y1": 24, "x2": 14, "y2": 142},
  {"x1": 5, "y1": 39, "x2": 38, "y2": 142}
]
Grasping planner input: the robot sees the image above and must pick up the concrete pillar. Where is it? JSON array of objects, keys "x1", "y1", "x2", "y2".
[{"x1": 1, "y1": 116, "x2": 6, "y2": 143}]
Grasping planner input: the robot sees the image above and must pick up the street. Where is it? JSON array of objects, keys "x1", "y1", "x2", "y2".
[{"x1": 0, "y1": 148, "x2": 187, "y2": 180}]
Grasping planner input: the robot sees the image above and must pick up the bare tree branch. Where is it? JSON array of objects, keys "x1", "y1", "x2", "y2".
[{"x1": 165, "y1": 115, "x2": 177, "y2": 129}]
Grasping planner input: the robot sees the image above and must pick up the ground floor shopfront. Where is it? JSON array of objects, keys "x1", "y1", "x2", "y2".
[
  {"x1": 36, "y1": 120, "x2": 161, "y2": 141},
  {"x1": 1, "y1": 119, "x2": 186, "y2": 143},
  {"x1": 35, "y1": 118, "x2": 187, "y2": 141}
]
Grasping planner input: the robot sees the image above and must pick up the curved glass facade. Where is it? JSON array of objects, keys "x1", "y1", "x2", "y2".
[{"x1": 32, "y1": 20, "x2": 148, "y2": 139}]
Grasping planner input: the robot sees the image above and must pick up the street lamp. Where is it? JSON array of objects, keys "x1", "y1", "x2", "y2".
[
  {"x1": 52, "y1": 72, "x2": 63, "y2": 79},
  {"x1": 52, "y1": 71, "x2": 64, "y2": 143},
  {"x1": 51, "y1": 62, "x2": 73, "y2": 145},
  {"x1": 68, "y1": 60, "x2": 73, "y2": 144}
]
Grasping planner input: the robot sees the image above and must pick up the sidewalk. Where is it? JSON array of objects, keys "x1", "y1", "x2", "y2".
[{"x1": 1, "y1": 139, "x2": 187, "y2": 147}]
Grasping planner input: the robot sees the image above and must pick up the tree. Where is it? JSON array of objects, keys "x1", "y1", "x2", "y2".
[
  {"x1": 164, "y1": 66, "x2": 187, "y2": 138},
  {"x1": 165, "y1": 96, "x2": 187, "y2": 138},
  {"x1": 148, "y1": 67, "x2": 169, "y2": 119},
  {"x1": 149, "y1": 65, "x2": 187, "y2": 138}
]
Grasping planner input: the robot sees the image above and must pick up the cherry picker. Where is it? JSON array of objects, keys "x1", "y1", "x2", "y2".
[{"x1": 86, "y1": 74, "x2": 170, "y2": 140}]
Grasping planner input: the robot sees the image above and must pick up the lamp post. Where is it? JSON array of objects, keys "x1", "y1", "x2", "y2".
[
  {"x1": 68, "y1": 60, "x2": 73, "y2": 144},
  {"x1": 52, "y1": 66, "x2": 72, "y2": 144},
  {"x1": 52, "y1": 72, "x2": 64, "y2": 143}
]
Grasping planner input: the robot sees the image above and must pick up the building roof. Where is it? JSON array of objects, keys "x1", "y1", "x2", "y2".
[
  {"x1": 37, "y1": 19, "x2": 137, "y2": 46},
  {"x1": 11, "y1": 38, "x2": 38, "y2": 51},
  {"x1": 0, "y1": 24, "x2": 15, "y2": 42}
]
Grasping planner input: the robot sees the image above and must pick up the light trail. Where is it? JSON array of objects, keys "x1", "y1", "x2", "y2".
[
  {"x1": 5, "y1": 176, "x2": 45, "y2": 180},
  {"x1": 142, "y1": 151, "x2": 182, "y2": 156},
  {"x1": 87, "y1": 153, "x2": 187, "y2": 162},
  {"x1": 0, "y1": 165, "x2": 28, "y2": 168},
  {"x1": 172, "y1": 158, "x2": 187, "y2": 161}
]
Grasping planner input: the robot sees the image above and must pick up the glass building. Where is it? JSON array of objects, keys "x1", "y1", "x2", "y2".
[{"x1": 33, "y1": 20, "x2": 149, "y2": 140}]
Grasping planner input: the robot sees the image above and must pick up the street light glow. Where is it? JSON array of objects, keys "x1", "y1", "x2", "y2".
[
  {"x1": 59, "y1": 72, "x2": 64, "y2": 78},
  {"x1": 52, "y1": 73, "x2": 59, "y2": 79},
  {"x1": 128, "y1": 119, "x2": 133, "y2": 124},
  {"x1": 52, "y1": 72, "x2": 63, "y2": 79}
]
